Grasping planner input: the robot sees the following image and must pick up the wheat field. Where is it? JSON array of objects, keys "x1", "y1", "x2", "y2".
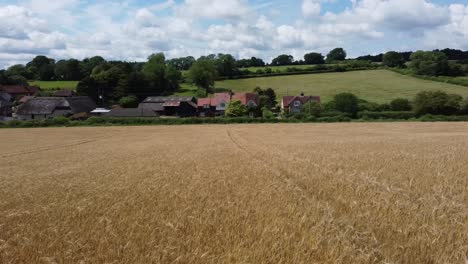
[{"x1": 0, "y1": 123, "x2": 467, "y2": 263}]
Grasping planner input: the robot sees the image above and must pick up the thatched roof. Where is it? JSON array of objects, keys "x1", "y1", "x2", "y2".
[
  {"x1": 66, "y1": 97, "x2": 97, "y2": 113},
  {"x1": 16, "y1": 96, "x2": 96, "y2": 115}
]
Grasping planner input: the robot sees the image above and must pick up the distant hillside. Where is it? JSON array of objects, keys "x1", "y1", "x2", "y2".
[{"x1": 213, "y1": 70, "x2": 468, "y2": 103}]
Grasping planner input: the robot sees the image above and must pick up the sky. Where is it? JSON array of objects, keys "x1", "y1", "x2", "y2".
[{"x1": 0, "y1": 0, "x2": 467, "y2": 69}]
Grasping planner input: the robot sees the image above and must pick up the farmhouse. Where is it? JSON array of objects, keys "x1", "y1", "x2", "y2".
[
  {"x1": 232, "y1": 93, "x2": 259, "y2": 108},
  {"x1": 197, "y1": 93, "x2": 231, "y2": 117},
  {"x1": 0, "y1": 92, "x2": 12, "y2": 118},
  {"x1": 197, "y1": 92, "x2": 259, "y2": 116},
  {"x1": 139, "y1": 96, "x2": 198, "y2": 117},
  {"x1": 16, "y1": 96, "x2": 97, "y2": 120},
  {"x1": 282, "y1": 94, "x2": 321, "y2": 113}
]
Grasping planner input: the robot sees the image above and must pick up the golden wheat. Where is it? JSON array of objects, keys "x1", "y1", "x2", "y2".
[{"x1": 0, "y1": 123, "x2": 467, "y2": 263}]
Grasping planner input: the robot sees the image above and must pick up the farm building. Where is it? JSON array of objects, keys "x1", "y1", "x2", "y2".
[
  {"x1": 197, "y1": 92, "x2": 259, "y2": 117},
  {"x1": 139, "y1": 96, "x2": 197, "y2": 117},
  {"x1": 0, "y1": 92, "x2": 12, "y2": 118},
  {"x1": 54, "y1": 89, "x2": 75, "y2": 97},
  {"x1": 0, "y1": 85, "x2": 39, "y2": 99},
  {"x1": 282, "y1": 94, "x2": 321, "y2": 113},
  {"x1": 103, "y1": 108, "x2": 159, "y2": 118},
  {"x1": 16, "y1": 96, "x2": 97, "y2": 120}
]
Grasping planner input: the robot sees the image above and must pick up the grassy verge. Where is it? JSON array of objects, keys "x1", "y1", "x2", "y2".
[{"x1": 2, "y1": 115, "x2": 468, "y2": 129}]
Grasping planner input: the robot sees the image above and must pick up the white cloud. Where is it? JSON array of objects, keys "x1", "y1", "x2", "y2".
[
  {"x1": 0, "y1": 0, "x2": 467, "y2": 69},
  {"x1": 302, "y1": 0, "x2": 321, "y2": 17}
]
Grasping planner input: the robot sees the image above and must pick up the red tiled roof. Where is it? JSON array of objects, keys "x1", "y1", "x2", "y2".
[
  {"x1": 54, "y1": 89, "x2": 74, "y2": 97},
  {"x1": 197, "y1": 98, "x2": 212, "y2": 107},
  {"x1": 0, "y1": 85, "x2": 33, "y2": 95},
  {"x1": 212, "y1": 93, "x2": 231, "y2": 106},
  {"x1": 232, "y1": 93, "x2": 259, "y2": 106},
  {"x1": 282, "y1": 95, "x2": 321, "y2": 107}
]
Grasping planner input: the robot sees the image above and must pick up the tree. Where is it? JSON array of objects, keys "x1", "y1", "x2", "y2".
[
  {"x1": 55, "y1": 59, "x2": 83, "y2": 80},
  {"x1": 215, "y1": 54, "x2": 238, "y2": 77},
  {"x1": 409, "y1": 51, "x2": 449, "y2": 76},
  {"x1": 167, "y1": 56, "x2": 196, "y2": 71},
  {"x1": 253, "y1": 87, "x2": 277, "y2": 107},
  {"x1": 142, "y1": 53, "x2": 181, "y2": 95},
  {"x1": 333, "y1": 93, "x2": 359, "y2": 117},
  {"x1": 115, "y1": 72, "x2": 150, "y2": 100},
  {"x1": 271, "y1": 54, "x2": 294, "y2": 66},
  {"x1": 383, "y1": 51, "x2": 405, "y2": 68},
  {"x1": 26, "y1": 55, "x2": 56, "y2": 80},
  {"x1": 390, "y1": 98, "x2": 412, "y2": 111},
  {"x1": 119, "y1": 95, "x2": 139, "y2": 108},
  {"x1": 326, "y1": 48, "x2": 347, "y2": 62},
  {"x1": 80, "y1": 56, "x2": 106, "y2": 77},
  {"x1": 188, "y1": 58, "x2": 217, "y2": 90},
  {"x1": 225, "y1": 100, "x2": 247, "y2": 117},
  {"x1": 301, "y1": 101, "x2": 322, "y2": 117},
  {"x1": 304, "y1": 52, "x2": 325, "y2": 65},
  {"x1": 236, "y1": 57, "x2": 265, "y2": 68},
  {"x1": 6, "y1": 64, "x2": 33, "y2": 80},
  {"x1": 461, "y1": 98, "x2": 468, "y2": 115},
  {"x1": 413, "y1": 90, "x2": 462, "y2": 115}
]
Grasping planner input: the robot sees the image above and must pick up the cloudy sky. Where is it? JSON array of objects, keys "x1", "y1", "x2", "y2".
[{"x1": 0, "y1": 0, "x2": 467, "y2": 69}]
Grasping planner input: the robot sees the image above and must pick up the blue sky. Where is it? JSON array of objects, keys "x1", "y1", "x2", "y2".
[{"x1": 0, "y1": 0, "x2": 467, "y2": 68}]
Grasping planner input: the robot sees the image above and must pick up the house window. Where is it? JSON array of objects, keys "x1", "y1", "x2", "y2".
[
  {"x1": 220, "y1": 103, "x2": 226, "y2": 108},
  {"x1": 203, "y1": 104, "x2": 210, "y2": 109},
  {"x1": 294, "y1": 101, "x2": 300, "y2": 107}
]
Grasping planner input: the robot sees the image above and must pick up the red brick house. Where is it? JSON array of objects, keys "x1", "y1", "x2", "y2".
[
  {"x1": 197, "y1": 92, "x2": 259, "y2": 117},
  {"x1": 282, "y1": 94, "x2": 321, "y2": 113}
]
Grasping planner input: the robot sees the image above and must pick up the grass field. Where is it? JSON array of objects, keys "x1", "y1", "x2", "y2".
[
  {"x1": 29, "y1": 80, "x2": 79, "y2": 90},
  {"x1": 1, "y1": 123, "x2": 467, "y2": 263},
  {"x1": 215, "y1": 70, "x2": 468, "y2": 103}
]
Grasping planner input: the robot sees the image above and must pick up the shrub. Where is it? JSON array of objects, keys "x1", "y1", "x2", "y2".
[
  {"x1": 225, "y1": 100, "x2": 247, "y2": 117},
  {"x1": 262, "y1": 107, "x2": 274, "y2": 119},
  {"x1": 51, "y1": 116, "x2": 70, "y2": 125},
  {"x1": 358, "y1": 111, "x2": 416, "y2": 120},
  {"x1": 390, "y1": 98, "x2": 412, "y2": 111},
  {"x1": 333, "y1": 93, "x2": 359, "y2": 117},
  {"x1": 413, "y1": 90, "x2": 463, "y2": 116},
  {"x1": 195, "y1": 89, "x2": 207, "y2": 98},
  {"x1": 119, "y1": 95, "x2": 139, "y2": 108},
  {"x1": 301, "y1": 101, "x2": 322, "y2": 117}
]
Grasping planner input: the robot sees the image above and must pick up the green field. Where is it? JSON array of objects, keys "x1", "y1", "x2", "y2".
[
  {"x1": 29, "y1": 81, "x2": 79, "y2": 90},
  {"x1": 213, "y1": 70, "x2": 468, "y2": 103},
  {"x1": 243, "y1": 64, "x2": 319, "y2": 73}
]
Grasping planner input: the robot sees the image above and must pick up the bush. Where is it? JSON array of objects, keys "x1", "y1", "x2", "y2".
[
  {"x1": 119, "y1": 95, "x2": 139, "y2": 108},
  {"x1": 51, "y1": 116, "x2": 70, "y2": 125},
  {"x1": 262, "y1": 107, "x2": 274, "y2": 119},
  {"x1": 413, "y1": 90, "x2": 463, "y2": 115},
  {"x1": 195, "y1": 89, "x2": 207, "y2": 98},
  {"x1": 333, "y1": 93, "x2": 359, "y2": 117},
  {"x1": 390, "y1": 98, "x2": 412, "y2": 111},
  {"x1": 301, "y1": 101, "x2": 322, "y2": 117},
  {"x1": 418, "y1": 114, "x2": 468, "y2": 122},
  {"x1": 358, "y1": 111, "x2": 416, "y2": 120},
  {"x1": 225, "y1": 100, "x2": 247, "y2": 117},
  {"x1": 317, "y1": 116, "x2": 351, "y2": 122}
]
